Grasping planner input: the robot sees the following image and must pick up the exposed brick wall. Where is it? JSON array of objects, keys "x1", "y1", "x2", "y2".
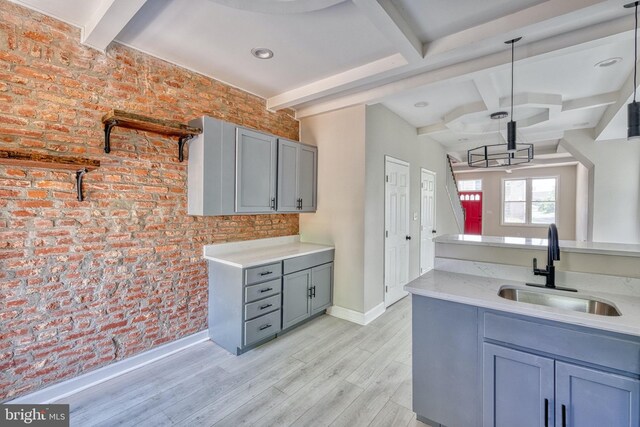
[{"x1": 0, "y1": 1, "x2": 299, "y2": 401}]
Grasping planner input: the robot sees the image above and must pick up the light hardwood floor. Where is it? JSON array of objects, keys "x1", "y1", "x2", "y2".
[{"x1": 59, "y1": 296, "x2": 431, "y2": 427}]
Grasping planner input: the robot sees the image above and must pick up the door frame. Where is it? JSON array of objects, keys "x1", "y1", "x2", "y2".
[
  {"x1": 420, "y1": 168, "x2": 437, "y2": 275},
  {"x1": 384, "y1": 155, "x2": 410, "y2": 307}
]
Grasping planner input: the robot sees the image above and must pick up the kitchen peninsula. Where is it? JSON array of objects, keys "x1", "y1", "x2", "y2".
[{"x1": 406, "y1": 235, "x2": 640, "y2": 427}]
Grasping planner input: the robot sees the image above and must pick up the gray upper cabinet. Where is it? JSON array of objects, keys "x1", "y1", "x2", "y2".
[
  {"x1": 277, "y1": 139, "x2": 317, "y2": 213},
  {"x1": 187, "y1": 116, "x2": 317, "y2": 216},
  {"x1": 236, "y1": 128, "x2": 277, "y2": 213},
  {"x1": 277, "y1": 140, "x2": 299, "y2": 212}
]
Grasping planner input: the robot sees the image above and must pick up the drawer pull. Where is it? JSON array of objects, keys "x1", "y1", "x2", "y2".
[
  {"x1": 259, "y1": 287, "x2": 273, "y2": 293},
  {"x1": 259, "y1": 303, "x2": 273, "y2": 310},
  {"x1": 259, "y1": 271, "x2": 273, "y2": 276},
  {"x1": 561, "y1": 404, "x2": 567, "y2": 427},
  {"x1": 544, "y1": 398, "x2": 548, "y2": 427},
  {"x1": 259, "y1": 324, "x2": 272, "y2": 331}
]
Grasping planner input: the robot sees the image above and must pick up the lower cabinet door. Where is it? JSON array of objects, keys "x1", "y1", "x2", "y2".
[
  {"x1": 483, "y1": 343, "x2": 554, "y2": 427},
  {"x1": 310, "y1": 262, "x2": 332, "y2": 315},
  {"x1": 282, "y1": 269, "x2": 311, "y2": 329},
  {"x1": 555, "y1": 361, "x2": 640, "y2": 427}
]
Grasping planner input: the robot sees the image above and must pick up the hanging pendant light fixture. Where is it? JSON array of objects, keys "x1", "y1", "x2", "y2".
[
  {"x1": 506, "y1": 37, "x2": 521, "y2": 151},
  {"x1": 467, "y1": 37, "x2": 533, "y2": 168},
  {"x1": 625, "y1": 1, "x2": 640, "y2": 141}
]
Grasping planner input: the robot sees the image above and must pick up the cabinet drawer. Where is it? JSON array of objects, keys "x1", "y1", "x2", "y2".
[
  {"x1": 245, "y1": 262, "x2": 282, "y2": 285},
  {"x1": 245, "y1": 294, "x2": 280, "y2": 320},
  {"x1": 244, "y1": 310, "x2": 281, "y2": 346},
  {"x1": 484, "y1": 312, "x2": 640, "y2": 375},
  {"x1": 283, "y1": 250, "x2": 334, "y2": 274},
  {"x1": 245, "y1": 279, "x2": 281, "y2": 303}
]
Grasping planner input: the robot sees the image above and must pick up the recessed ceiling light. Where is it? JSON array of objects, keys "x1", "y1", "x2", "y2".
[
  {"x1": 594, "y1": 57, "x2": 622, "y2": 68},
  {"x1": 414, "y1": 101, "x2": 429, "y2": 108},
  {"x1": 251, "y1": 48, "x2": 274, "y2": 59}
]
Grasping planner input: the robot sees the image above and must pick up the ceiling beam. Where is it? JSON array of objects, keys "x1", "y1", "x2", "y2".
[
  {"x1": 267, "y1": 54, "x2": 406, "y2": 111},
  {"x1": 594, "y1": 63, "x2": 640, "y2": 141},
  {"x1": 351, "y1": 0, "x2": 423, "y2": 63},
  {"x1": 295, "y1": 14, "x2": 634, "y2": 119},
  {"x1": 82, "y1": 0, "x2": 148, "y2": 52}
]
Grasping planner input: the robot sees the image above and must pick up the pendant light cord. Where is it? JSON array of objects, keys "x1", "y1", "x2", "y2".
[
  {"x1": 635, "y1": 2, "x2": 638, "y2": 103},
  {"x1": 511, "y1": 40, "x2": 515, "y2": 119}
]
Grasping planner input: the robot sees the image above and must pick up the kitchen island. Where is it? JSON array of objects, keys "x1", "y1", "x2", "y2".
[{"x1": 405, "y1": 236, "x2": 640, "y2": 427}]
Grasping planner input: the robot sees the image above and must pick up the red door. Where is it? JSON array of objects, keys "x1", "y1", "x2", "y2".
[{"x1": 460, "y1": 191, "x2": 482, "y2": 235}]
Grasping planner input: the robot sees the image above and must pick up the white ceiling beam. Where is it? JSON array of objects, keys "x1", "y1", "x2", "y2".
[
  {"x1": 82, "y1": 0, "x2": 148, "y2": 52},
  {"x1": 295, "y1": 14, "x2": 634, "y2": 119},
  {"x1": 473, "y1": 76, "x2": 500, "y2": 111},
  {"x1": 267, "y1": 53, "x2": 406, "y2": 111},
  {"x1": 562, "y1": 92, "x2": 617, "y2": 112},
  {"x1": 351, "y1": 0, "x2": 423, "y2": 63},
  {"x1": 594, "y1": 65, "x2": 640, "y2": 141},
  {"x1": 417, "y1": 122, "x2": 447, "y2": 136}
]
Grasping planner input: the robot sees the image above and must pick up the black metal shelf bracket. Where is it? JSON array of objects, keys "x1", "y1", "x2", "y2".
[
  {"x1": 178, "y1": 134, "x2": 197, "y2": 162},
  {"x1": 104, "y1": 119, "x2": 119, "y2": 153},
  {"x1": 76, "y1": 168, "x2": 88, "y2": 202}
]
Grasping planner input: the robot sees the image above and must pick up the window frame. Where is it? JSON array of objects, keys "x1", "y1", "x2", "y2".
[
  {"x1": 501, "y1": 176, "x2": 559, "y2": 227},
  {"x1": 457, "y1": 179, "x2": 483, "y2": 192}
]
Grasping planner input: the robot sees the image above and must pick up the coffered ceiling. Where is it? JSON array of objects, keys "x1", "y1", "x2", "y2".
[{"x1": 8, "y1": 0, "x2": 639, "y2": 160}]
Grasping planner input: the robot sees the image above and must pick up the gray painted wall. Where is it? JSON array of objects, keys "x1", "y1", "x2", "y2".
[{"x1": 364, "y1": 104, "x2": 458, "y2": 312}]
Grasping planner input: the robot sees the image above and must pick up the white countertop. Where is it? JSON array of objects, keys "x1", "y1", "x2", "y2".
[
  {"x1": 405, "y1": 269, "x2": 640, "y2": 337},
  {"x1": 436, "y1": 234, "x2": 640, "y2": 258},
  {"x1": 203, "y1": 235, "x2": 334, "y2": 268}
]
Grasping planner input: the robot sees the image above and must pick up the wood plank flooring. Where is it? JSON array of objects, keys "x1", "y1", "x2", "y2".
[{"x1": 58, "y1": 296, "x2": 432, "y2": 427}]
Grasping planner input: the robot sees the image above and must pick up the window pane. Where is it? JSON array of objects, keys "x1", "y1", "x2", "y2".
[
  {"x1": 532, "y1": 202, "x2": 556, "y2": 224},
  {"x1": 458, "y1": 179, "x2": 482, "y2": 191},
  {"x1": 504, "y1": 201, "x2": 526, "y2": 223},
  {"x1": 532, "y1": 178, "x2": 556, "y2": 202},
  {"x1": 504, "y1": 179, "x2": 526, "y2": 201}
]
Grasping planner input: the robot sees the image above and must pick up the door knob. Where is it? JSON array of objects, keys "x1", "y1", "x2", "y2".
[{"x1": 405, "y1": 235, "x2": 411, "y2": 240}]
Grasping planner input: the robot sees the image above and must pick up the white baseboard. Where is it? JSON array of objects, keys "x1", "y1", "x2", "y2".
[
  {"x1": 9, "y1": 330, "x2": 210, "y2": 404},
  {"x1": 327, "y1": 302, "x2": 385, "y2": 325}
]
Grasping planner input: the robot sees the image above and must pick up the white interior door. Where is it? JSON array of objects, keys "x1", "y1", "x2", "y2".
[
  {"x1": 384, "y1": 156, "x2": 410, "y2": 307},
  {"x1": 420, "y1": 169, "x2": 436, "y2": 275}
]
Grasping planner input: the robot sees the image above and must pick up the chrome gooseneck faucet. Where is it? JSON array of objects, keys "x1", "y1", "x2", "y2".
[{"x1": 527, "y1": 224, "x2": 576, "y2": 292}]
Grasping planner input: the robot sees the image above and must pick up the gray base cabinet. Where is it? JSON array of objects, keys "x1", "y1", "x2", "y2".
[
  {"x1": 282, "y1": 262, "x2": 333, "y2": 329},
  {"x1": 412, "y1": 295, "x2": 640, "y2": 427},
  {"x1": 208, "y1": 249, "x2": 334, "y2": 355}
]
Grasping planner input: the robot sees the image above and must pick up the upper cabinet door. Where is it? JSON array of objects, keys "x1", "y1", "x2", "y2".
[
  {"x1": 236, "y1": 128, "x2": 277, "y2": 213},
  {"x1": 556, "y1": 361, "x2": 640, "y2": 427},
  {"x1": 277, "y1": 140, "x2": 299, "y2": 212},
  {"x1": 298, "y1": 144, "x2": 317, "y2": 212}
]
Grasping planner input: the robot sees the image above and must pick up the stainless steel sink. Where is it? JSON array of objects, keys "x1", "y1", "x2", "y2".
[{"x1": 498, "y1": 286, "x2": 621, "y2": 316}]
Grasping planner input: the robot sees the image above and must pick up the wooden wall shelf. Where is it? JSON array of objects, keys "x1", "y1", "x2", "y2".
[
  {"x1": 101, "y1": 110, "x2": 202, "y2": 162},
  {"x1": 0, "y1": 149, "x2": 100, "y2": 201}
]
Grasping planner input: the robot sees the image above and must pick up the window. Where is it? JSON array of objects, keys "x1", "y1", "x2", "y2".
[
  {"x1": 458, "y1": 179, "x2": 482, "y2": 191},
  {"x1": 503, "y1": 177, "x2": 557, "y2": 225}
]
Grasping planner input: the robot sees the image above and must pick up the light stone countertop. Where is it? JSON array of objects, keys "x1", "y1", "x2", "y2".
[
  {"x1": 405, "y1": 269, "x2": 640, "y2": 337},
  {"x1": 436, "y1": 234, "x2": 640, "y2": 258},
  {"x1": 203, "y1": 235, "x2": 334, "y2": 268}
]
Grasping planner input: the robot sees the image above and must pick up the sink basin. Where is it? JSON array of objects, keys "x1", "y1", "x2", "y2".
[{"x1": 498, "y1": 286, "x2": 621, "y2": 316}]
